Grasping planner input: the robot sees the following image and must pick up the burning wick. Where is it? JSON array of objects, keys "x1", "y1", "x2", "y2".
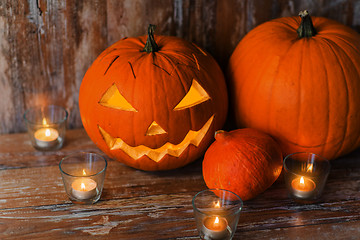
[
  {"x1": 291, "y1": 176, "x2": 316, "y2": 199},
  {"x1": 34, "y1": 119, "x2": 59, "y2": 148}
]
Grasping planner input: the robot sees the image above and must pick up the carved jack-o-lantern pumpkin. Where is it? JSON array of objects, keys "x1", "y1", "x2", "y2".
[{"x1": 79, "y1": 25, "x2": 228, "y2": 171}]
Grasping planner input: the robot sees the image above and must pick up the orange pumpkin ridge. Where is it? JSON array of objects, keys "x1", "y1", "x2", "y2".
[
  {"x1": 228, "y1": 10, "x2": 360, "y2": 160},
  {"x1": 203, "y1": 128, "x2": 283, "y2": 201},
  {"x1": 79, "y1": 24, "x2": 228, "y2": 171}
]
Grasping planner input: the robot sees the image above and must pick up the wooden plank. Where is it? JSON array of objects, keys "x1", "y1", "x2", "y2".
[
  {"x1": 0, "y1": 194, "x2": 198, "y2": 239},
  {"x1": 0, "y1": 192, "x2": 359, "y2": 239},
  {"x1": 0, "y1": 0, "x2": 108, "y2": 133},
  {"x1": 0, "y1": 154, "x2": 206, "y2": 209},
  {"x1": 0, "y1": 129, "x2": 99, "y2": 169},
  {"x1": 0, "y1": 129, "x2": 359, "y2": 239},
  {"x1": 236, "y1": 221, "x2": 360, "y2": 240},
  {"x1": 1, "y1": 192, "x2": 359, "y2": 239}
]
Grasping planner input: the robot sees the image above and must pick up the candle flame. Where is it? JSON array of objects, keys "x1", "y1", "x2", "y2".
[
  {"x1": 214, "y1": 216, "x2": 219, "y2": 224},
  {"x1": 300, "y1": 176, "x2": 305, "y2": 185},
  {"x1": 45, "y1": 129, "x2": 51, "y2": 137},
  {"x1": 42, "y1": 118, "x2": 47, "y2": 125},
  {"x1": 307, "y1": 163, "x2": 314, "y2": 173},
  {"x1": 214, "y1": 201, "x2": 220, "y2": 208},
  {"x1": 82, "y1": 169, "x2": 86, "y2": 176},
  {"x1": 81, "y1": 182, "x2": 86, "y2": 191}
]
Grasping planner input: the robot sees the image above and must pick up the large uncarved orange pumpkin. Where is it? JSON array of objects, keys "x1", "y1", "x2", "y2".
[
  {"x1": 202, "y1": 128, "x2": 283, "y2": 201},
  {"x1": 79, "y1": 25, "x2": 228, "y2": 171},
  {"x1": 228, "y1": 11, "x2": 360, "y2": 160}
]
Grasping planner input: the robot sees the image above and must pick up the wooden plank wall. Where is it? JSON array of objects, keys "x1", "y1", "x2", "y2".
[{"x1": 0, "y1": 0, "x2": 359, "y2": 134}]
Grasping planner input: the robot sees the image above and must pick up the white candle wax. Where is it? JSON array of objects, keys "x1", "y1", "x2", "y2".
[
  {"x1": 34, "y1": 127, "x2": 59, "y2": 148},
  {"x1": 71, "y1": 178, "x2": 97, "y2": 200},
  {"x1": 202, "y1": 216, "x2": 230, "y2": 240},
  {"x1": 291, "y1": 176, "x2": 316, "y2": 199}
]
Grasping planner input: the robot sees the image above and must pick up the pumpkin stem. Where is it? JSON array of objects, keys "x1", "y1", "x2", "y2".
[
  {"x1": 297, "y1": 10, "x2": 317, "y2": 38},
  {"x1": 214, "y1": 130, "x2": 227, "y2": 141},
  {"x1": 143, "y1": 24, "x2": 159, "y2": 53}
]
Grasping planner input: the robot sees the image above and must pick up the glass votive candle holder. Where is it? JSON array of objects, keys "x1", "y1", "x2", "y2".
[
  {"x1": 24, "y1": 105, "x2": 68, "y2": 151},
  {"x1": 59, "y1": 152, "x2": 107, "y2": 204},
  {"x1": 192, "y1": 189, "x2": 243, "y2": 240},
  {"x1": 283, "y1": 152, "x2": 330, "y2": 202}
]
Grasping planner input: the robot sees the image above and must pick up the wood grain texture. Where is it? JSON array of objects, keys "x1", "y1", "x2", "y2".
[
  {"x1": 0, "y1": 0, "x2": 360, "y2": 134},
  {"x1": 0, "y1": 129, "x2": 359, "y2": 239}
]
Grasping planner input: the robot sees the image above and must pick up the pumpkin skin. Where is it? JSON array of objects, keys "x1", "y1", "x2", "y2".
[
  {"x1": 227, "y1": 12, "x2": 360, "y2": 160},
  {"x1": 202, "y1": 128, "x2": 283, "y2": 201},
  {"x1": 79, "y1": 27, "x2": 228, "y2": 171}
]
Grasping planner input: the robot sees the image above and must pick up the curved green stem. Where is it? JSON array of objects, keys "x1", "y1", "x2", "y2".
[
  {"x1": 143, "y1": 24, "x2": 159, "y2": 53},
  {"x1": 297, "y1": 10, "x2": 317, "y2": 38}
]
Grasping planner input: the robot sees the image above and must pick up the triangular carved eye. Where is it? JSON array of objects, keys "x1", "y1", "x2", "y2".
[
  {"x1": 174, "y1": 79, "x2": 211, "y2": 111},
  {"x1": 99, "y1": 84, "x2": 137, "y2": 111}
]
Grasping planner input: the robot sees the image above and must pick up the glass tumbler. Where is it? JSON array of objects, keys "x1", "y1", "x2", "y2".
[
  {"x1": 192, "y1": 189, "x2": 243, "y2": 240},
  {"x1": 59, "y1": 152, "x2": 107, "y2": 204},
  {"x1": 284, "y1": 152, "x2": 330, "y2": 202},
  {"x1": 24, "y1": 105, "x2": 68, "y2": 151}
]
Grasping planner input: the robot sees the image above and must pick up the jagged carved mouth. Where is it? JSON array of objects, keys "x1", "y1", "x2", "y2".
[{"x1": 98, "y1": 115, "x2": 214, "y2": 162}]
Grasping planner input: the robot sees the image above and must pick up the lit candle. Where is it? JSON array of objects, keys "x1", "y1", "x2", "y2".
[
  {"x1": 34, "y1": 118, "x2": 59, "y2": 148},
  {"x1": 291, "y1": 176, "x2": 316, "y2": 199},
  {"x1": 202, "y1": 216, "x2": 229, "y2": 240},
  {"x1": 34, "y1": 127, "x2": 59, "y2": 148},
  {"x1": 71, "y1": 178, "x2": 97, "y2": 200}
]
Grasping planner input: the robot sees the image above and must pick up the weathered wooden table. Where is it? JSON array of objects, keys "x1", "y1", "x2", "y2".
[{"x1": 0, "y1": 129, "x2": 359, "y2": 239}]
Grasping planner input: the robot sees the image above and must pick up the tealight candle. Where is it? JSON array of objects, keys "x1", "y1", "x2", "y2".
[
  {"x1": 202, "y1": 216, "x2": 230, "y2": 240},
  {"x1": 24, "y1": 107, "x2": 68, "y2": 151},
  {"x1": 284, "y1": 153, "x2": 330, "y2": 202},
  {"x1": 71, "y1": 178, "x2": 97, "y2": 200},
  {"x1": 291, "y1": 176, "x2": 316, "y2": 199},
  {"x1": 60, "y1": 153, "x2": 107, "y2": 204},
  {"x1": 34, "y1": 127, "x2": 59, "y2": 148},
  {"x1": 192, "y1": 189, "x2": 243, "y2": 240}
]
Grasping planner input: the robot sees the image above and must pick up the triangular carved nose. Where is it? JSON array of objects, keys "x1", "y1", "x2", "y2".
[{"x1": 146, "y1": 121, "x2": 167, "y2": 136}]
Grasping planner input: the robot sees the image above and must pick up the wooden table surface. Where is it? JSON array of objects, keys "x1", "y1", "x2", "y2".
[{"x1": 0, "y1": 129, "x2": 359, "y2": 239}]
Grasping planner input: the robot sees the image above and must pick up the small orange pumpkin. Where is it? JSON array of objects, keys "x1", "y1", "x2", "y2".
[
  {"x1": 202, "y1": 128, "x2": 283, "y2": 201},
  {"x1": 79, "y1": 25, "x2": 228, "y2": 171},
  {"x1": 227, "y1": 10, "x2": 360, "y2": 160}
]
